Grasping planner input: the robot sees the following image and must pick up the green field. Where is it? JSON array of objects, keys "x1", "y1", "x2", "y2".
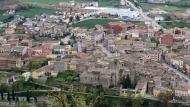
[
  {"x1": 160, "y1": 21, "x2": 190, "y2": 29},
  {"x1": 16, "y1": 8, "x2": 56, "y2": 18},
  {"x1": 140, "y1": 3, "x2": 186, "y2": 12},
  {"x1": 20, "y1": 0, "x2": 71, "y2": 4},
  {"x1": 19, "y1": 0, "x2": 119, "y2": 7},
  {"x1": 137, "y1": 0, "x2": 190, "y2": 7},
  {"x1": 20, "y1": 0, "x2": 96, "y2": 4},
  {"x1": 73, "y1": 19, "x2": 131, "y2": 29},
  {"x1": 172, "y1": 0, "x2": 190, "y2": 7},
  {"x1": 98, "y1": 1, "x2": 112, "y2": 7}
]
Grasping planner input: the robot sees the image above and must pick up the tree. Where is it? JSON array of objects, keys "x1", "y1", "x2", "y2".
[
  {"x1": 132, "y1": 95, "x2": 144, "y2": 107},
  {"x1": 76, "y1": 15, "x2": 80, "y2": 21},
  {"x1": 34, "y1": 96, "x2": 37, "y2": 103},
  {"x1": 19, "y1": 101, "x2": 28, "y2": 107},
  {"x1": 26, "y1": 90, "x2": 30, "y2": 102},
  {"x1": 0, "y1": 91, "x2": 4, "y2": 100},
  {"x1": 36, "y1": 101, "x2": 48, "y2": 107},
  {"x1": 93, "y1": 92, "x2": 107, "y2": 107},
  {"x1": 165, "y1": 16, "x2": 172, "y2": 21},
  {"x1": 157, "y1": 90, "x2": 173, "y2": 106},
  {"x1": 159, "y1": 29, "x2": 164, "y2": 34},
  {"x1": 16, "y1": 96, "x2": 19, "y2": 103},
  {"x1": 9, "y1": 67, "x2": 25, "y2": 74},
  {"x1": 120, "y1": 75, "x2": 132, "y2": 89},
  {"x1": 0, "y1": 83, "x2": 9, "y2": 99},
  {"x1": 69, "y1": 16, "x2": 74, "y2": 23},
  {"x1": 41, "y1": 59, "x2": 48, "y2": 66},
  {"x1": 151, "y1": 37, "x2": 158, "y2": 43},
  {"x1": 12, "y1": 88, "x2": 15, "y2": 101},
  {"x1": 71, "y1": 94, "x2": 87, "y2": 107},
  {"x1": 30, "y1": 61, "x2": 41, "y2": 70},
  {"x1": 49, "y1": 91, "x2": 68, "y2": 107},
  {"x1": 7, "y1": 92, "x2": 11, "y2": 101},
  {"x1": 0, "y1": 83, "x2": 9, "y2": 92}
]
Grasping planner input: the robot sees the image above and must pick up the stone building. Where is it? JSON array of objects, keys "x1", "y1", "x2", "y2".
[
  {"x1": 80, "y1": 68, "x2": 119, "y2": 88},
  {"x1": 80, "y1": 59, "x2": 126, "y2": 88}
]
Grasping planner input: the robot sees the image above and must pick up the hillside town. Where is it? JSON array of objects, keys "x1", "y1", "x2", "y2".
[{"x1": 0, "y1": 0, "x2": 190, "y2": 107}]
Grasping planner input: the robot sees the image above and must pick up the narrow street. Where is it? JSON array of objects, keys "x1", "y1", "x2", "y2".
[{"x1": 97, "y1": 44, "x2": 119, "y2": 58}]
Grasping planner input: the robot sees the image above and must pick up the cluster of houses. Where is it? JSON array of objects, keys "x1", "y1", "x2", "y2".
[
  {"x1": 1, "y1": 0, "x2": 190, "y2": 103},
  {"x1": 0, "y1": 35, "x2": 30, "y2": 69}
]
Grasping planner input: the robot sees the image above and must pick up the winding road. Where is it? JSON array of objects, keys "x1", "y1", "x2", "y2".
[{"x1": 122, "y1": 0, "x2": 165, "y2": 30}]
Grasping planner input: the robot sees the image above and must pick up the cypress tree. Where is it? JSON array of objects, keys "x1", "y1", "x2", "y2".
[
  {"x1": 7, "y1": 92, "x2": 11, "y2": 101},
  {"x1": 1, "y1": 91, "x2": 4, "y2": 100},
  {"x1": 26, "y1": 90, "x2": 30, "y2": 102},
  {"x1": 34, "y1": 96, "x2": 37, "y2": 103},
  {"x1": 16, "y1": 96, "x2": 19, "y2": 103},
  {"x1": 121, "y1": 74, "x2": 132, "y2": 89},
  {"x1": 12, "y1": 88, "x2": 15, "y2": 101}
]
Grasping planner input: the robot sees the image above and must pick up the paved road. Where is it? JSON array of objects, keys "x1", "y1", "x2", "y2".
[
  {"x1": 123, "y1": 0, "x2": 165, "y2": 30},
  {"x1": 162, "y1": 63, "x2": 190, "y2": 83}
]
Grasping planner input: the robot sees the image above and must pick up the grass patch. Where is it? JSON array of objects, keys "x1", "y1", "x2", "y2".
[
  {"x1": 56, "y1": 71, "x2": 79, "y2": 81},
  {"x1": 171, "y1": 0, "x2": 190, "y2": 7},
  {"x1": 20, "y1": 0, "x2": 69, "y2": 4},
  {"x1": 161, "y1": 5, "x2": 183, "y2": 12},
  {"x1": 159, "y1": 21, "x2": 190, "y2": 29},
  {"x1": 0, "y1": 28, "x2": 5, "y2": 35},
  {"x1": 46, "y1": 71, "x2": 79, "y2": 85},
  {"x1": 98, "y1": 1, "x2": 111, "y2": 7},
  {"x1": 16, "y1": 8, "x2": 56, "y2": 18},
  {"x1": 15, "y1": 30, "x2": 25, "y2": 34}
]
